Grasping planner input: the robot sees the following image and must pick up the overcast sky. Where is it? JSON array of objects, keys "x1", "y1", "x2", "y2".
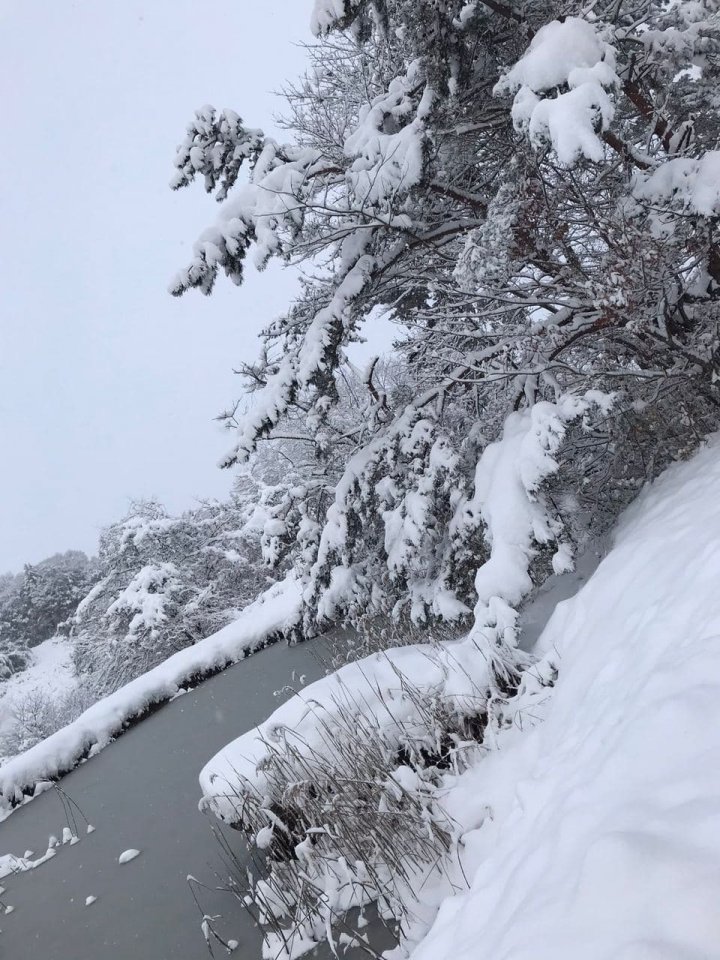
[{"x1": 0, "y1": 1, "x2": 316, "y2": 571}]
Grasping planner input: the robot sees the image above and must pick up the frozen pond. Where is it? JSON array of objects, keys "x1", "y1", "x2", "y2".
[{"x1": 0, "y1": 636, "x2": 379, "y2": 959}]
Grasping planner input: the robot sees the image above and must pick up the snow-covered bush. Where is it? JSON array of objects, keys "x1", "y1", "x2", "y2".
[
  {"x1": 203, "y1": 638, "x2": 483, "y2": 957},
  {"x1": 0, "y1": 551, "x2": 97, "y2": 651},
  {"x1": 0, "y1": 684, "x2": 96, "y2": 763},
  {"x1": 0, "y1": 640, "x2": 30, "y2": 684}
]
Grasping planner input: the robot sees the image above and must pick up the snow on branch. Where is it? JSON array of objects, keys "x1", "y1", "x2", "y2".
[
  {"x1": 633, "y1": 151, "x2": 720, "y2": 217},
  {"x1": 495, "y1": 17, "x2": 618, "y2": 164},
  {"x1": 466, "y1": 393, "x2": 612, "y2": 659},
  {"x1": 310, "y1": 0, "x2": 368, "y2": 36},
  {"x1": 344, "y1": 61, "x2": 433, "y2": 206},
  {"x1": 170, "y1": 105, "x2": 265, "y2": 201},
  {"x1": 169, "y1": 142, "x2": 327, "y2": 296}
]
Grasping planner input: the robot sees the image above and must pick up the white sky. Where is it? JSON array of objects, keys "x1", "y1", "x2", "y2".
[{"x1": 0, "y1": 0, "x2": 315, "y2": 571}]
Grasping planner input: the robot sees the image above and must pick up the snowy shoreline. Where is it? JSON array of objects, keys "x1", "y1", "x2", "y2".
[{"x1": 0, "y1": 577, "x2": 301, "y2": 819}]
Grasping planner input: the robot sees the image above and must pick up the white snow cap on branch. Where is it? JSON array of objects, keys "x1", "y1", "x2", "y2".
[
  {"x1": 344, "y1": 62, "x2": 433, "y2": 205},
  {"x1": 633, "y1": 151, "x2": 720, "y2": 216},
  {"x1": 495, "y1": 18, "x2": 618, "y2": 163},
  {"x1": 467, "y1": 392, "x2": 612, "y2": 649},
  {"x1": 105, "y1": 563, "x2": 180, "y2": 636},
  {"x1": 310, "y1": 0, "x2": 363, "y2": 36}
]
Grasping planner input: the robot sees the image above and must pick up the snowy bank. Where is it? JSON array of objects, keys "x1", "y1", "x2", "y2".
[
  {"x1": 409, "y1": 435, "x2": 720, "y2": 960},
  {"x1": 0, "y1": 577, "x2": 301, "y2": 819},
  {"x1": 200, "y1": 434, "x2": 720, "y2": 959}
]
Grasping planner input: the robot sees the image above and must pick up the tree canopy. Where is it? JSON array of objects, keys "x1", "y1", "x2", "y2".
[{"x1": 170, "y1": 0, "x2": 720, "y2": 662}]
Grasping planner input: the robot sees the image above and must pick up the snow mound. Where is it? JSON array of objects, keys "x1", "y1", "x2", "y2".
[
  {"x1": 118, "y1": 848, "x2": 141, "y2": 865},
  {"x1": 0, "y1": 577, "x2": 301, "y2": 819},
  {"x1": 410, "y1": 435, "x2": 720, "y2": 960}
]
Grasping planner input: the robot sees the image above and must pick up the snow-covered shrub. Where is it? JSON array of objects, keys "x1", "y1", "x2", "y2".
[
  {"x1": 0, "y1": 639, "x2": 30, "y2": 683},
  {"x1": 0, "y1": 684, "x2": 96, "y2": 762},
  {"x1": 201, "y1": 627, "x2": 559, "y2": 957},
  {"x1": 202, "y1": 641, "x2": 485, "y2": 958}
]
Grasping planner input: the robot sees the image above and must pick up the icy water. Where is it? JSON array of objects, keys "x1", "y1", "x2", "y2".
[{"x1": 0, "y1": 637, "x2": 384, "y2": 960}]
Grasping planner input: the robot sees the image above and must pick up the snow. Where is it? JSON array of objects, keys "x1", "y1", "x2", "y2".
[
  {"x1": 407, "y1": 434, "x2": 720, "y2": 960},
  {"x1": 495, "y1": 18, "x2": 618, "y2": 163},
  {"x1": 526, "y1": 82, "x2": 615, "y2": 164},
  {"x1": 344, "y1": 62, "x2": 432, "y2": 206},
  {"x1": 0, "y1": 576, "x2": 302, "y2": 819},
  {"x1": 496, "y1": 18, "x2": 615, "y2": 94},
  {"x1": 634, "y1": 151, "x2": 720, "y2": 216},
  {"x1": 0, "y1": 845, "x2": 56, "y2": 880},
  {"x1": 310, "y1": 0, "x2": 361, "y2": 36},
  {"x1": 0, "y1": 638, "x2": 353, "y2": 959},
  {"x1": 105, "y1": 563, "x2": 182, "y2": 637},
  {"x1": 62, "y1": 826, "x2": 79, "y2": 845},
  {"x1": 117, "y1": 848, "x2": 140, "y2": 865},
  {"x1": 200, "y1": 394, "x2": 610, "y2": 818}
]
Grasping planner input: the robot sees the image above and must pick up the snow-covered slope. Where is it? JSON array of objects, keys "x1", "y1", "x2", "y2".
[
  {"x1": 0, "y1": 636, "x2": 76, "y2": 731},
  {"x1": 410, "y1": 436, "x2": 720, "y2": 960}
]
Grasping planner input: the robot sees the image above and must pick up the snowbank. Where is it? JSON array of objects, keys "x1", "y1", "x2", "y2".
[
  {"x1": 410, "y1": 436, "x2": 720, "y2": 960},
  {"x1": 0, "y1": 577, "x2": 301, "y2": 819},
  {"x1": 200, "y1": 434, "x2": 720, "y2": 959}
]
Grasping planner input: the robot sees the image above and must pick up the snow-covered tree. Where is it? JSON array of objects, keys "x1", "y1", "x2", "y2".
[
  {"x1": 70, "y1": 488, "x2": 282, "y2": 695},
  {"x1": 172, "y1": 0, "x2": 720, "y2": 666}
]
